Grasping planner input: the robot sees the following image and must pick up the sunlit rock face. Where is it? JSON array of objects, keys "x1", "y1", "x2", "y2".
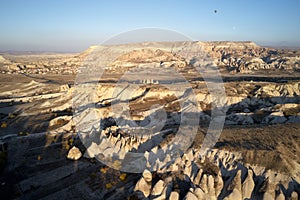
[{"x1": 67, "y1": 146, "x2": 82, "y2": 160}]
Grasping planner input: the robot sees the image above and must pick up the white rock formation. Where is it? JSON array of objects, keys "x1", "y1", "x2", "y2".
[
  {"x1": 242, "y1": 169, "x2": 255, "y2": 199},
  {"x1": 169, "y1": 191, "x2": 179, "y2": 200},
  {"x1": 151, "y1": 180, "x2": 164, "y2": 196},
  {"x1": 67, "y1": 146, "x2": 82, "y2": 160},
  {"x1": 184, "y1": 191, "x2": 198, "y2": 200},
  {"x1": 134, "y1": 169, "x2": 152, "y2": 197},
  {"x1": 142, "y1": 169, "x2": 152, "y2": 182},
  {"x1": 134, "y1": 177, "x2": 151, "y2": 198},
  {"x1": 225, "y1": 170, "x2": 242, "y2": 200}
]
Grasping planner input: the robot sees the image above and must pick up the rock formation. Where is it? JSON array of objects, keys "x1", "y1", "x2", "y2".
[{"x1": 0, "y1": 41, "x2": 299, "y2": 199}]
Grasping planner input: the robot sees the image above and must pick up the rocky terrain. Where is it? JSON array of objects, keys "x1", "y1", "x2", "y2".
[
  {"x1": 203, "y1": 42, "x2": 300, "y2": 74},
  {"x1": 1, "y1": 42, "x2": 300, "y2": 75},
  {"x1": 0, "y1": 41, "x2": 299, "y2": 199}
]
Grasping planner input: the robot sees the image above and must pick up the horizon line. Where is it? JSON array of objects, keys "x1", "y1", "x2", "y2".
[{"x1": 1, "y1": 40, "x2": 300, "y2": 54}]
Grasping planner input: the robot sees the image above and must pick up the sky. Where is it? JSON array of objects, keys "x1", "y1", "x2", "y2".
[{"x1": 0, "y1": 0, "x2": 299, "y2": 52}]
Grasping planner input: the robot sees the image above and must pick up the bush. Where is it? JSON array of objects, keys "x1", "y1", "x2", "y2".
[
  {"x1": 1, "y1": 122, "x2": 7, "y2": 128},
  {"x1": 105, "y1": 183, "x2": 113, "y2": 189},
  {"x1": 119, "y1": 173, "x2": 127, "y2": 181},
  {"x1": 8, "y1": 113, "x2": 16, "y2": 119},
  {"x1": 100, "y1": 166, "x2": 109, "y2": 174}
]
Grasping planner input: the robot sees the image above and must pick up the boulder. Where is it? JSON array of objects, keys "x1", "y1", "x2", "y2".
[
  {"x1": 151, "y1": 180, "x2": 164, "y2": 196},
  {"x1": 142, "y1": 169, "x2": 152, "y2": 182},
  {"x1": 226, "y1": 113, "x2": 254, "y2": 125},
  {"x1": 291, "y1": 191, "x2": 298, "y2": 200},
  {"x1": 169, "y1": 191, "x2": 179, "y2": 200},
  {"x1": 263, "y1": 111, "x2": 287, "y2": 124},
  {"x1": 275, "y1": 192, "x2": 285, "y2": 200},
  {"x1": 134, "y1": 176, "x2": 151, "y2": 198},
  {"x1": 67, "y1": 146, "x2": 82, "y2": 160}
]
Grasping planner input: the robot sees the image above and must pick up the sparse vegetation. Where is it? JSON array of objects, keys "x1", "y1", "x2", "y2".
[
  {"x1": 65, "y1": 144, "x2": 70, "y2": 150},
  {"x1": 8, "y1": 113, "x2": 16, "y2": 119},
  {"x1": 196, "y1": 159, "x2": 219, "y2": 176},
  {"x1": 100, "y1": 166, "x2": 109, "y2": 174},
  {"x1": 1, "y1": 122, "x2": 7, "y2": 128},
  {"x1": 119, "y1": 173, "x2": 127, "y2": 181},
  {"x1": 283, "y1": 107, "x2": 299, "y2": 116},
  {"x1": 55, "y1": 118, "x2": 67, "y2": 127},
  {"x1": 105, "y1": 183, "x2": 113, "y2": 189},
  {"x1": 90, "y1": 172, "x2": 97, "y2": 179}
]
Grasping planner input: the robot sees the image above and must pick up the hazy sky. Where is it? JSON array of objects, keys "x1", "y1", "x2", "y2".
[{"x1": 0, "y1": 0, "x2": 299, "y2": 52}]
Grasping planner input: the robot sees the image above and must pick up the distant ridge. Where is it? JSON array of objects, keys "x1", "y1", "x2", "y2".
[
  {"x1": 81, "y1": 41, "x2": 260, "y2": 52},
  {"x1": 1, "y1": 41, "x2": 261, "y2": 56},
  {"x1": 0, "y1": 50, "x2": 79, "y2": 55},
  {"x1": 262, "y1": 45, "x2": 300, "y2": 50}
]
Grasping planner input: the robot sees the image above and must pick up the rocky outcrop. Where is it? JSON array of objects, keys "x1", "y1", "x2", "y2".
[
  {"x1": 130, "y1": 148, "x2": 300, "y2": 200},
  {"x1": 242, "y1": 169, "x2": 255, "y2": 199},
  {"x1": 1, "y1": 41, "x2": 300, "y2": 75},
  {"x1": 0, "y1": 42, "x2": 299, "y2": 200},
  {"x1": 67, "y1": 146, "x2": 82, "y2": 160},
  {"x1": 203, "y1": 42, "x2": 300, "y2": 73},
  {"x1": 134, "y1": 169, "x2": 152, "y2": 197}
]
